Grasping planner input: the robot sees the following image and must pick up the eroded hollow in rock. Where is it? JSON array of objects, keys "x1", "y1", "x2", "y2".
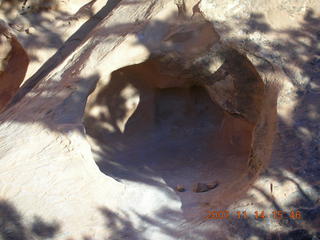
[{"x1": 84, "y1": 56, "x2": 262, "y2": 214}]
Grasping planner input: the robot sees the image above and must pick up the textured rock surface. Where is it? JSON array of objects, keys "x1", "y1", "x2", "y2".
[
  {"x1": 198, "y1": 0, "x2": 320, "y2": 238},
  {"x1": 0, "y1": 0, "x2": 107, "y2": 80},
  {"x1": 0, "y1": 0, "x2": 319, "y2": 239},
  {"x1": 0, "y1": 20, "x2": 28, "y2": 111}
]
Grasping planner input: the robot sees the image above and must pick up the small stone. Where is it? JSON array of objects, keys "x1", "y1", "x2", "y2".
[
  {"x1": 193, "y1": 181, "x2": 219, "y2": 193},
  {"x1": 175, "y1": 184, "x2": 186, "y2": 192}
]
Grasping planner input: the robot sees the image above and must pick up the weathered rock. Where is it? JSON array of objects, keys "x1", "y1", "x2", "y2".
[
  {"x1": 199, "y1": 0, "x2": 320, "y2": 91},
  {"x1": 0, "y1": 1, "x2": 274, "y2": 238},
  {"x1": 201, "y1": 47, "x2": 265, "y2": 124},
  {"x1": 0, "y1": 0, "x2": 319, "y2": 239},
  {"x1": 0, "y1": 20, "x2": 28, "y2": 112},
  {"x1": 0, "y1": 0, "x2": 109, "y2": 80}
]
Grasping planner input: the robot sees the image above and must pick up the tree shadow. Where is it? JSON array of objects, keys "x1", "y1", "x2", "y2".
[
  {"x1": 0, "y1": 200, "x2": 60, "y2": 240},
  {"x1": 208, "y1": 8, "x2": 320, "y2": 239},
  {"x1": 0, "y1": 1, "x2": 319, "y2": 239},
  {"x1": 7, "y1": 0, "x2": 122, "y2": 107},
  {"x1": 1, "y1": 0, "x2": 67, "y2": 58}
]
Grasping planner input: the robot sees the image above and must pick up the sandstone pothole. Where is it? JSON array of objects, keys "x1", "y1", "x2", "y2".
[{"x1": 83, "y1": 53, "x2": 268, "y2": 214}]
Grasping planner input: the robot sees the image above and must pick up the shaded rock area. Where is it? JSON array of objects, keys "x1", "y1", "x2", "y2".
[
  {"x1": 0, "y1": 21, "x2": 28, "y2": 111},
  {"x1": 0, "y1": 0, "x2": 319, "y2": 239},
  {"x1": 84, "y1": 54, "x2": 259, "y2": 223}
]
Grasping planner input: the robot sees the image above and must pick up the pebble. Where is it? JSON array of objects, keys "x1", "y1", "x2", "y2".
[
  {"x1": 176, "y1": 184, "x2": 186, "y2": 192},
  {"x1": 193, "y1": 181, "x2": 219, "y2": 193}
]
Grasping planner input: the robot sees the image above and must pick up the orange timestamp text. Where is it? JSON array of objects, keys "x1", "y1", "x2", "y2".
[{"x1": 205, "y1": 210, "x2": 302, "y2": 220}]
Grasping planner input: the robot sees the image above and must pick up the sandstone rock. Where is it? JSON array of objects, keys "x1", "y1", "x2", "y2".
[
  {"x1": 0, "y1": 0, "x2": 319, "y2": 239},
  {"x1": 199, "y1": 0, "x2": 320, "y2": 90},
  {"x1": 0, "y1": 1, "x2": 275, "y2": 238},
  {"x1": 0, "y1": 20, "x2": 28, "y2": 112}
]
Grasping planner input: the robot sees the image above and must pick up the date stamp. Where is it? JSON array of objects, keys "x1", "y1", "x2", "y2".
[{"x1": 205, "y1": 210, "x2": 302, "y2": 220}]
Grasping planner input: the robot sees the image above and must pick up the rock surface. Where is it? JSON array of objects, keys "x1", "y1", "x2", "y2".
[
  {"x1": 0, "y1": 0, "x2": 108, "y2": 80},
  {"x1": 0, "y1": 0, "x2": 319, "y2": 239},
  {"x1": 0, "y1": 20, "x2": 28, "y2": 111}
]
